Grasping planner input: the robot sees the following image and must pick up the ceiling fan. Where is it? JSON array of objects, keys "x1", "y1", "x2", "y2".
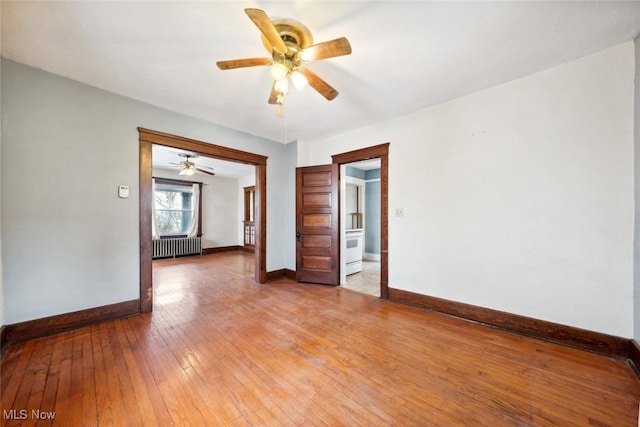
[
  {"x1": 170, "y1": 153, "x2": 215, "y2": 176},
  {"x1": 216, "y1": 8, "x2": 352, "y2": 109}
]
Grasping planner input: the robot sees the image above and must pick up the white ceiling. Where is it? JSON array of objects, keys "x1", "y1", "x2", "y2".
[
  {"x1": 152, "y1": 145, "x2": 255, "y2": 178},
  {"x1": 3, "y1": 1, "x2": 640, "y2": 144}
]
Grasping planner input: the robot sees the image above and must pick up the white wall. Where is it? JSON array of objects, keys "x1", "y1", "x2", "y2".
[
  {"x1": 300, "y1": 42, "x2": 635, "y2": 337},
  {"x1": 152, "y1": 168, "x2": 241, "y2": 248},
  {"x1": 283, "y1": 141, "x2": 297, "y2": 270},
  {"x1": 1, "y1": 59, "x2": 289, "y2": 324},
  {"x1": 0, "y1": 0, "x2": 3, "y2": 328},
  {"x1": 634, "y1": 36, "x2": 640, "y2": 342}
]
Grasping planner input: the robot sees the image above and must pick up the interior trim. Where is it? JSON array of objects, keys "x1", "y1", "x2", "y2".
[
  {"x1": 0, "y1": 325, "x2": 7, "y2": 357},
  {"x1": 202, "y1": 246, "x2": 242, "y2": 255},
  {"x1": 3, "y1": 299, "x2": 140, "y2": 346},
  {"x1": 140, "y1": 128, "x2": 268, "y2": 165},
  {"x1": 388, "y1": 287, "x2": 632, "y2": 359},
  {"x1": 629, "y1": 339, "x2": 640, "y2": 375},
  {"x1": 265, "y1": 269, "x2": 297, "y2": 282},
  {"x1": 138, "y1": 128, "x2": 269, "y2": 313},
  {"x1": 332, "y1": 143, "x2": 390, "y2": 298}
]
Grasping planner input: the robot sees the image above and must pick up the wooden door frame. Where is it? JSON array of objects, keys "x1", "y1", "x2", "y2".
[
  {"x1": 332, "y1": 143, "x2": 389, "y2": 298},
  {"x1": 138, "y1": 128, "x2": 268, "y2": 312}
]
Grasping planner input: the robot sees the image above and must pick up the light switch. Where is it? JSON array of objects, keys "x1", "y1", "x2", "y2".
[
  {"x1": 118, "y1": 185, "x2": 130, "y2": 198},
  {"x1": 395, "y1": 208, "x2": 404, "y2": 217}
]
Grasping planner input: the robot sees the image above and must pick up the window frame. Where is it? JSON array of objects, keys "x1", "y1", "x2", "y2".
[{"x1": 153, "y1": 177, "x2": 203, "y2": 238}]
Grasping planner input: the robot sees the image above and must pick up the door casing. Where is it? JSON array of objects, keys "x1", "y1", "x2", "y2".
[
  {"x1": 138, "y1": 128, "x2": 268, "y2": 312},
  {"x1": 332, "y1": 143, "x2": 389, "y2": 298}
]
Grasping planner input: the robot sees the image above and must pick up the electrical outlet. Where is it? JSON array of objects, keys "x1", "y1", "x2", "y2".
[{"x1": 395, "y1": 208, "x2": 404, "y2": 217}]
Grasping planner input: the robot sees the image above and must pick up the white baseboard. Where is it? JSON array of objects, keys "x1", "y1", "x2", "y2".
[{"x1": 364, "y1": 253, "x2": 381, "y2": 261}]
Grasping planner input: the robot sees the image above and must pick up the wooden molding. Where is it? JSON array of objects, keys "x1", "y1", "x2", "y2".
[
  {"x1": 139, "y1": 128, "x2": 268, "y2": 307},
  {"x1": 332, "y1": 143, "x2": 389, "y2": 298},
  {"x1": 388, "y1": 288, "x2": 632, "y2": 359},
  {"x1": 331, "y1": 143, "x2": 390, "y2": 164},
  {"x1": 4, "y1": 299, "x2": 140, "y2": 345},
  {"x1": 140, "y1": 139, "x2": 153, "y2": 312},
  {"x1": 265, "y1": 269, "x2": 296, "y2": 282},
  {"x1": 0, "y1": 325, "x2": 8, "y2": 358},
  {"x1": 202, "y1": 246, "x2": 242, "y2": 255},
  {"x1": 629, "y1": 339, "x2": 640, "y2": 376},
  {"x1": 286, "y1": 269, "x2": 296, "y2": 281},
  {"x1": 255, "y1": 164, "x2": 267, "y2": 283},
  {"x1": 139, "y1": 128, "x2": 268, "y2": 165}
]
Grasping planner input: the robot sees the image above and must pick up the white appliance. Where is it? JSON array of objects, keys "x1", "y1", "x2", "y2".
[{"x1": 345, "y1": 229, "x2": 364, "y2": 275}]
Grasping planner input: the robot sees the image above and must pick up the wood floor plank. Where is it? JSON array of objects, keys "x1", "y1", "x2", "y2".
[
  {"x1": 53, "y1": 329, "x2": 87, "y2": 427},
  {"x1": 1, "y1": 339, "x2": 35, "y2": 412},
  {"x1": 2, "y1": 252, "x2": 639, "y2": 426},
  {"x1": 112, "y1": 319, "x2": 167, "y2": 426},
  {"x1": 99, "y1": 321, "x2": 143, "y2": 426},
  {"x1": 90, "y1": 324, "x2": 114, "y2": 426},
  {"x1": 35, "y1": 334, "x2": 67, "y2": 426},
  {"x1": 9, "y1": 338, "x2": 56, "y2": 426},
  {"x1": 80, "y1": 327, "x2": 98, "y2": 426}
]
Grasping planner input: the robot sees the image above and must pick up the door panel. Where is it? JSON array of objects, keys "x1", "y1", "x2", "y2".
[
  {"x1": 302, "y1": 214, "x2": 332, "y2": 228},
  {"x1": 303, "y1": 235, "x2": 332, "y2": 248},
  {"x1": 303, "y1": 193, "x2": 332, "y2": 207},
  {"x1": 296, "y1": 164, "x2": 339, "y2": 285}
]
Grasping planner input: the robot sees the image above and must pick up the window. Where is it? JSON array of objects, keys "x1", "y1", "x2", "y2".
[
  {"x1": 153, "y1": 178, "x2": 202, "y2": 238},
  {"x1": 244, "y1": 186, "x2": 255, "y2": 222},
  {"x1": 243, "y1": 186, "x2": 256, "y2": 247}
]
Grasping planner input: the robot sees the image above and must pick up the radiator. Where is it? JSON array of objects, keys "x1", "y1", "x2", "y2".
[{"x1": 153, "y1": 237, "x2": 202, "y2": 259}]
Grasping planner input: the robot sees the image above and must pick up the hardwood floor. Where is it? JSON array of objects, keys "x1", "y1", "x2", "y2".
[{"x1": 2, "y1": 252, "x2": 639, "y2": 426}]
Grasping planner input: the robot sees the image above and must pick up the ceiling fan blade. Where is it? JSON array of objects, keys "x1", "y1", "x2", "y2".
[
  {"x1": 195, "y1": 168, "x2": 215, "y2": 176},
  {"x1": 244, "y1": 8, "x2": 287, "y2": 54},
  {"x1": 298, "y1": 68, "x2": 339, "y2": 101},
  {"x1": 300, "y1": 37, "x2": 352, "y2": 62},
  {"x1": 268, "y1": 81, "x2": 278, "y2": 104},
  {"x1": 216, "y1": 57, "x2": 271, "y2": 70}
]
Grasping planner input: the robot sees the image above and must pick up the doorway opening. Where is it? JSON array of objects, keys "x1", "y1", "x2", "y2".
[
  {"x1": 341, "y1": 159, "x2": 381, "y2": 297},
  {"x1": 138, "y1": 128, "x2": 268, "y2": 312},
  {"x1": 332, "y1": 143, "x2": 389, "y2": 298}
]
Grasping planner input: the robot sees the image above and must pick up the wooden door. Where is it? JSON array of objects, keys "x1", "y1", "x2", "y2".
[{"x1": 296, "y1": 164, "x2": 340, "y2": 285}]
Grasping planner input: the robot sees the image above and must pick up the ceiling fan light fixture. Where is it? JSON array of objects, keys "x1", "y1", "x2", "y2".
[
  {"x1": 270, "y1": 62, "x2": 288, "y2": 81},
  {"x1": 179, "y1": 164, "x2": 196, "y2": 176},
  {"x1": 299, "y1": 49, "x2": 311, "y2": 63},
  {"x1": 291, "y1": 70, "x2": 308, "y2": 90},
  {"x1": 274, "y1": 78, "x2": 289, "y2": 94}
]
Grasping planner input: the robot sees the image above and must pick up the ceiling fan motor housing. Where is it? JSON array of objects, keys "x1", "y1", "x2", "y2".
[{"x1": 261, "y1": 18, "x2": 313, "y2": 58}]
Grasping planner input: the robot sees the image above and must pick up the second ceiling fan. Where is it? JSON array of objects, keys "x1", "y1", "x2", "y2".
[
  {"x1": 216, "y1": 8, "x2": 351, "y2": 107},
  {"x1": 171, "y1": 153, "x2": 215, "y2": 177}
]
